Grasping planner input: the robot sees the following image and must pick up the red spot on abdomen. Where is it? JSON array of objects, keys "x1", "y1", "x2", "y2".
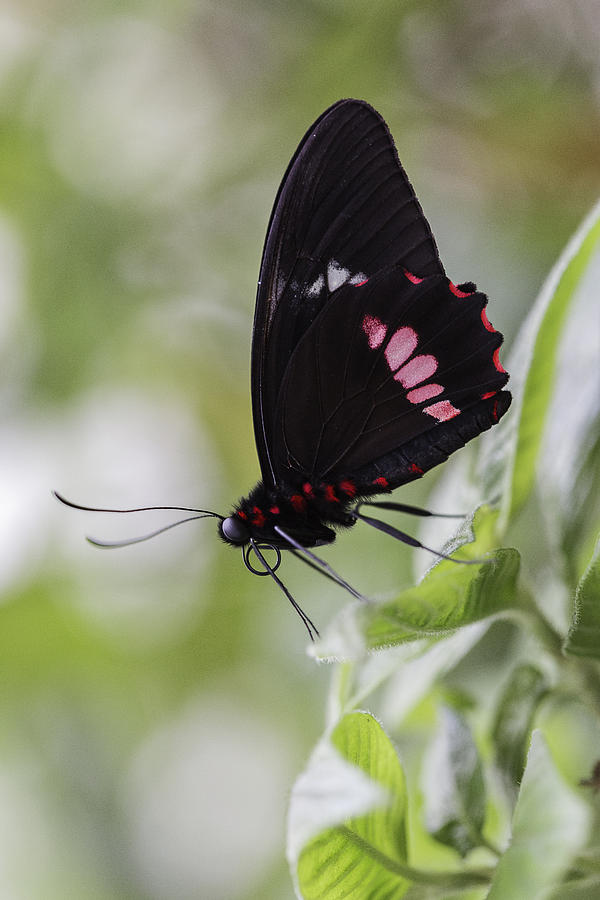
[
  {"x1": 251, "y1": 506, "x2": 266, "y2": 528},
  {"x1": 372, "y1": 477, "x2": 389, "y2": 488},
  {"x1": 269, "y1": 506, "x2": 280, "y2": 515},
  {"x1": 449, "y1": 282, "x2": 472, "y2": 298},
  {"x1": 324, "y1": 484, "x2": 339, "y2": 503},
  {"x1": 302, "y1": 482, "x2": 314, "y2": 498},
  {"x1": 237, "y1": 510, "x2": 248, "y2": 520},
  {"x1": 410, "y1": 462, "x2": 424, "y2": 475},
  {"x1": 290, "y1": 494, "x2": 306, "y2": 513},
  {"x1": 339, "y1": 480, "x2": 357, "y2": 497}
]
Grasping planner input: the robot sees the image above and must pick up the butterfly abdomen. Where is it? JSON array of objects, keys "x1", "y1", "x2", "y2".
[{"x1": 227, "y1": 474, "x2": 394, "y2": 548}]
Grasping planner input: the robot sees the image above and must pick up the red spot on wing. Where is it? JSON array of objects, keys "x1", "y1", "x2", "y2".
[
  {"x1": 493, "y1": 348, "x2": 506, "y2": 373},
  {"x1": 394, "y1": 353, "x2": 437, "y2": 387},
  {"x1": 385, "y1": 327, "x2": 418, "y2": 371},
  {"x1": 481, "y1": 391, "x2": 497, "y2": 400},
  {"x1": 481, "y1": 308, "x2": 495, "y2": 332},
  {"x1": 372, "y1": 477, "x2": 389, "y2": 488},
  {"x1": 410, "y1": 462, "x2": 424, "y2": 475},
  {"x1": 406, "y1": 383, "x2": 444, "y2": 404},
  {"x1": 492, "y1": 399, "x2": 499, "y2": 422},
  {"x1": 423, "y1": 400, "x2": 461, "y2": 421},
  {"x1": 362, "y1": 314, "x2": 388, "y2": 349},
  {"x1": 251, "y1": 506, "x2": 266, "y2": 528},
  {"x1": 324, "y1": 484, "x2": 339, "y2": 503},
  {"x1": 353, "y1": 279, "x2": 368, "y2": 287},
  {"x1": 290, "y1": 494, "x2": 306, "y2": 513},
  {"x1": 339, "y1": 480, "x2": 357, "y2": 497},
  {"x1": 403, "y1": 269, "x2": 423, "y2": 284},
  {"x1": 449, "y1": 282, "x2": 472, "y2": 298}
]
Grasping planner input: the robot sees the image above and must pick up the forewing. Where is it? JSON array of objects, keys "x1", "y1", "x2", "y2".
[
  {"x1": 272, "y1": 267, "x2": 510, "y2": 480},
  {"x1": 251, "y1": 99, "x2": 445, "y2": 485}
]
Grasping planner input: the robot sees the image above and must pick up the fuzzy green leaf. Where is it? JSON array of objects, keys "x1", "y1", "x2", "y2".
[
  {"x1": 487, "y1": 730, "x2": 590, "y2": 900},
  {"x1": 313, "y1": 509, "x2": 520, "y2": 659},
  {"x1": 563, "y1": 535, "x2": 600, "y2": 659},
  {"x1": 550, "y1": 878, "x2": 600, "y2": 899},
  {"x1": 478, "y1": 200, "x2": 600, "y2": 531},
  {"x1": 535, "y1": 250, "x2": 600, "y2": 547},
  {"x1": 492, "y1": 664, "x2": 549, "y2": 793},
  {"x1": 423, "y1": 707, "x2": 486, "y2": 858},
  {"x1": 289, "y1": 712, "x2": 411, "y2": 899}
]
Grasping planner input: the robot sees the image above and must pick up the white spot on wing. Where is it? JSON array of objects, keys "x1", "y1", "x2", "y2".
[
  {"x1": 327, "y1": 260, "x2": 350, "y2": 292},
  {"x1": 306, "y1": 274, "x2": 325, "y2": 298}
]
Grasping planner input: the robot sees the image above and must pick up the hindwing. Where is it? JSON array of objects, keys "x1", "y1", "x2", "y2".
[{"x1": 272, "y1": 267, "x2": 509, "y2": 483}]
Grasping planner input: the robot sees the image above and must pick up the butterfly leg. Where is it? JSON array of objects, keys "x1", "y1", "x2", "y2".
[
  {"x1": 249, "y1": 540, "x2": 320, "y2": 641},
  {"x1": 351, "y1": 508, "x2": 479, "y2": 565},
  {"x1": 356, "y1": 500, "x2": 464, "y2": 519},
  {"x1": 273, "y1": 525, "x2": 368, "y2": 601}
]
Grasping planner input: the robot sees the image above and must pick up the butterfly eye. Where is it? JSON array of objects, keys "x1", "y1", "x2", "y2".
[{"x1": 221, "y1": 516, "x2": 250, "y2": 546}]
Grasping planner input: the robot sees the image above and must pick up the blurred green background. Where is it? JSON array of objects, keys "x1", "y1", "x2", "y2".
[{"x1": 2, "y1": 1, "x2": 599, "y2": 897}]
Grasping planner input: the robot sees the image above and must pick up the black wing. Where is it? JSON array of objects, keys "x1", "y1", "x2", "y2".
[
  {"x1": 271, "y1": 267, "x2": 510, "y2": 484},
  {"x1": 251, "y1": 99, "x2": 444, "y2": 487}
]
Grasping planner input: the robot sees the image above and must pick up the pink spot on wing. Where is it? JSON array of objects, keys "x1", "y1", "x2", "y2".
[
  {"x1": 406, "y1": 383, "x2": 444, "y2": 404},
  {"x1": 481, "y1": 308, "x2": 495, "y2": 332},
  {"x1": 404, "y1": 269, "x2": 423, "y2": 284},
  {"x1": 423, "y1": 400, "x2": 460, "y2": 421},
  {"x1": 394, "y1": 354, "x2": 438, "y2": 388},
  {"x1": 384, "y1": 327, "x2": 418, "y2": 370},
  {"x1": 493, "y1": 347, "x2": 506, "y2": 373},
  {"x1": 449, "y1": 282, "x2": 472, "y2": 298},
  {"x1": 362, "y1": 314, "x2": 388, "y2": 349}
]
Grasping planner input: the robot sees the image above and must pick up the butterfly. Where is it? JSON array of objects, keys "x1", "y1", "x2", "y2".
[{"x1": 56, "y1": 99, "x2": 511, "y2": 639}]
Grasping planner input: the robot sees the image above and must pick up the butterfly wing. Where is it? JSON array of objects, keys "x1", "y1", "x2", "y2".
[
  {"x1": 271, "y1": 267, "x2": 510, "y2": 487},
  {"x1": 252, "y1": 99, "x2": 445, "y2": 486}
]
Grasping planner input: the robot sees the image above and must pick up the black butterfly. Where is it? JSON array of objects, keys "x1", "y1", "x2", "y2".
[{"x1": 56, "y1": 99, "x2": 511, "y2": 639}]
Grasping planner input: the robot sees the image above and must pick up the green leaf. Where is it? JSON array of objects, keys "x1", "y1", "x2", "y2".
[
  {"x1": 325, "y1": 620, "x2": 493, "y2": 728},
  {"x1": 289, "y1": 711, "x2": 411, "y2": 899},
  {"x1": 487, "y1": 730, "x2": 590, "y2": 900},
  {"x1": 478, "y1": 200, "x2": 600, "y2": 530},
  {"x1": 423, "y1": 707, "x2": 486, "y2": 858},
  {"x1": 314, "y1": 509, "x2": 520, "y2": 659},
  {"x1": 492, "y1": 664, "x2": 549, "y2": 794},
  {"x1": 563, "y1": 535, "x2": 600, "y2": 659},
  {"x1": 535, "y1": 250, "x2": 600, "y2": 545},
  {"x1": 550, "y1": 879, "x2": 600, "y2": 899}
]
